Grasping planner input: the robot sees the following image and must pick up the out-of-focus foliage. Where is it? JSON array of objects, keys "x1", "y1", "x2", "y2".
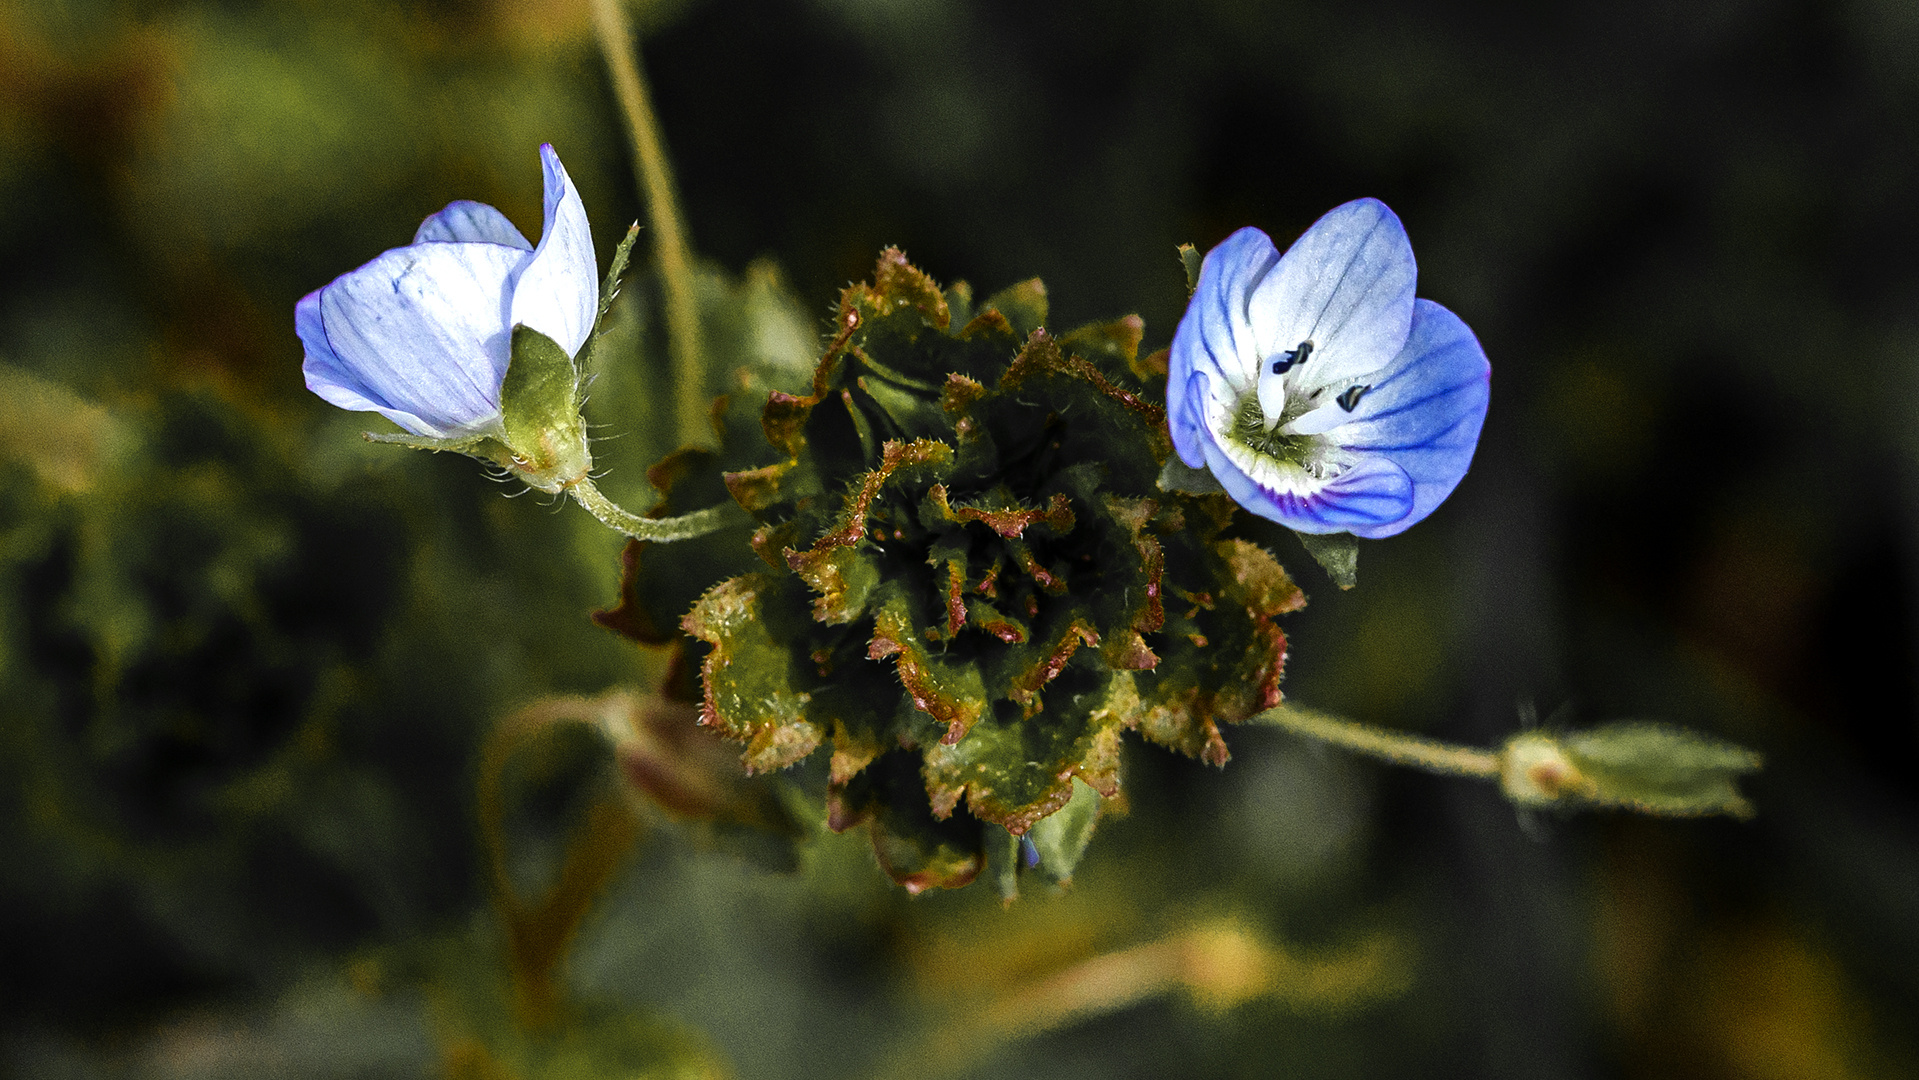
[{"x1": 2, "y1": 0, "x2": 1918, "y2": 1078}]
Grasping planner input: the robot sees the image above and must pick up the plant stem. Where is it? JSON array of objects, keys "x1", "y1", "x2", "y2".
[
  {"x1": 588, "y1": 0, "x2": 709, "y2": 450},
  {"x1": 1252, "y1": 703, "x2": 1500, "y2": 780},
  {"x1": 568, "y1": 477, "x2": 739, "y2": 541}
]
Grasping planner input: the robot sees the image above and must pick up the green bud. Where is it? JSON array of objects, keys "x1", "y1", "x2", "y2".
[{"x1": 1499, "y1": 723, "x2": 1762, "y2": 819}]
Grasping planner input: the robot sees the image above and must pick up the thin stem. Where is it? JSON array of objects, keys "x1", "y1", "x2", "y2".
[
  {"x1": 1252, "y1": 703, "x2": 1500, "y2": 780},
  {"x1": 568, "y1": 477, "x2": 740, "y2": 541},
  {"x1": 588, "y1": 0, "x2": 710, "y2": 450}
]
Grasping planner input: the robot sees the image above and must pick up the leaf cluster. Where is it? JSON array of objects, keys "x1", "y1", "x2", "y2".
[{"x1": 600, "y1": 250, "x2": 1309, "y2": 892}]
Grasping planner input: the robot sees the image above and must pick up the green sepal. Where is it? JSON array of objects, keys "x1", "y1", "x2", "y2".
[
  {"x1": 500, "y1": 326, "x2": 593, "y2": 493},
  {"x1": 1179, "y1": 243, "x2": 1203, "y2": 296},
  {"x1": 598, "y1": 221, "x2": 641, "y2": 326},
  {"x1": 1158, "y1": 457, "x2": 1226, "y2": 495},
  {"x1": 363, "y1": 428, "x2": 521, "y2": 479},
  {"x1": 1561, "y1": 723, "x2": 1762, "y2": 818},
  {"x1": 502, "y1": 324, "x2": 584, "y2": 443},
  {"x1": 364, "y1": 428, "x2": 499, "y2": 454},
  {"x1": 1025, "y1": 776, "x2": 1101, "y2": 885},
  {"x1": 1294, "y1": 529, "x2": 1358, "y2": 590}
]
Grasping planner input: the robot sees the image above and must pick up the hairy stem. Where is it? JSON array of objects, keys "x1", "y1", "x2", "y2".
[
  {"x1": 568, "y1": 477, "x2": 739, "y2": 541},
  {"x1": 1252, "y1": 702, "x2": 1500, "y2": 780},
  {"x1": 588, "y1": 0, "x2": 709, "y2": 450}
]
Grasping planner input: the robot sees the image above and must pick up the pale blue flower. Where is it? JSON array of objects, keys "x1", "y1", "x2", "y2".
[
  {"x1": 296, "y1": 143, "x2": 597, "y2": 438},
  {"x1": 1167, "y1": 199, "x2": 1489, "y2": 538}
]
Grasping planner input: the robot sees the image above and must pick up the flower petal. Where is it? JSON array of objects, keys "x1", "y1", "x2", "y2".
[
  {"x1": 299, "y1": 288, "x2": 444, "y2": 435},
  {"x1": 1167, "y1": 227, "x2": 1279, "y2": 464},
  {"x1": 1246, "y1": 198, "x2": 1416, "y2": 394},
  {"x1": 1333, "y1": 299, "x2": 1490, "y2": 536},
  {"x1": 1169, "y1": 369, "x2": 1212, "y2": 469},
  {"x1": 508, "y1": 144, "x2": 598, "y2": 359},
  {"x1": 314, "y1": 240, "x2": 525, "y2": 437},
  {"x1": 413, "y1": 200, "x2": 534, "y2": 250},
  {"x1": 1202, "y1": 430, "x2": 1415, "y2": 534}
]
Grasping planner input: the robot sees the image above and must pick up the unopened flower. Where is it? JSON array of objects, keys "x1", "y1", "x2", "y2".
[
  {"x1": 296, "y1": 143, "x2": 597, "y2": 489},
  {"x1": 1167, "y1": 199, "x2": 1489, "y2": 538}
]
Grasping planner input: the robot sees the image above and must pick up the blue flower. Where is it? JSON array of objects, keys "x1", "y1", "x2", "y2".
[
  {"x1": 1167, "y1": 199, "x2": 1489, "y2": 538},
  {"x1": 296, "y1": 143, "x2": 597, "y2": 439}
]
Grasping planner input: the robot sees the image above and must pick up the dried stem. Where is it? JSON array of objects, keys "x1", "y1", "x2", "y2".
[{"x1": 588, "y1": 0, "x2": 709, "y2": 449}]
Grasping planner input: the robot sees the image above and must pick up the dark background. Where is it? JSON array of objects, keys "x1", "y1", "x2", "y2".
[{"x1": 1, "y1": 0, "x2": 1916, "y2": 1077}]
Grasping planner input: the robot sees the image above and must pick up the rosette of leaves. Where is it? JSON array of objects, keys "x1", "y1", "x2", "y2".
[{"x1": 599, "y1": 251, "x2": 1306, "y2": 893}]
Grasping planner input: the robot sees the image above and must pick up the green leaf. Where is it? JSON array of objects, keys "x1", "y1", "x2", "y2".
[
  {"x1": 1026, "y1": 776, "x2": 1101, "y2": 885},
  {"x1": 841, "y1": 750, "x2": 984, "y2": 894},
  {"x1": 1294, "y1": 529, "x2": 1358, "y2": 590},
  {"x1": 622, "y1": 247, "x2": 1320, "y2": 890},
  {"x1": 1158, "y1": 457, "x2": 1226, "y2": 495},
  {"x1": 681, "y1": 574, "x2": 826, "y2": 773},
  {"x1": 982, "y1": 278, "x2": 1048, "y2": 336}
]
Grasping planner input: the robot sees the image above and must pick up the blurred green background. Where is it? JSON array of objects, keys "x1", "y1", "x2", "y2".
[{"x1": 3, "y1": 0, "x2": 1917, "y2": 1077}]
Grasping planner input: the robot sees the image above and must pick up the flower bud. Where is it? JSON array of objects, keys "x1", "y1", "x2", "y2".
[{"x1": 1499, "y1": 723, "x2": 1761, "y2": 818}]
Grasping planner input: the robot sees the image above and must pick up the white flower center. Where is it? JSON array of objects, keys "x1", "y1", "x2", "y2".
[{"x1": 1216, "y1": 337, "x2": 1378, "y2": 490}]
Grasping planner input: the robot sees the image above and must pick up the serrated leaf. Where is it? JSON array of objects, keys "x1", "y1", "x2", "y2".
[
  {"x1": 1059, "y1": 314, "x2": 1145, "y2": 367},
  {"x1": 1133, "y1": 539, "x2": 1302, "y2": 767},
  {"x1": 681, "y1": 574, "x2": 824, "y2": 773},
  {"x1": 1294, "y1": 529, "x2": 1358, "y2": 590},
  {"x1": 864, "y1": 247, "x2": 951, "y2": 328},
  {"x1": 922, "y1": 673, "x2": 1127, "y2": 833},
  {"x1": 628, "y1": 245, "x2": 1321, "y2": 891},
  {"x1": 869, "y1": 591, "x2": 991, "y2": 746},
  {"x1": 982, "y1": 278, "x2": 1048, "y2": 336},
  {"x1": 844, "y1": 750, "x2": 983, "y2": 893}
]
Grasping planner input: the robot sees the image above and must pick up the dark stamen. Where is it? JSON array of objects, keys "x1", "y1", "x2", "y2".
[
  {"x1": 1336, "y1": 384, "x2": 1370, "y2": 412},
  {"x1": 1269, "y1": 339, "x2": 1314, "y2": 376}
]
